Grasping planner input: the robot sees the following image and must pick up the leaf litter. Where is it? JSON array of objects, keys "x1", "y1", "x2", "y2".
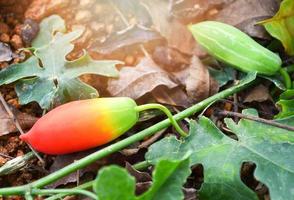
[{"x1": 0, "y1": 1, "x2": 293, "y2": 199}]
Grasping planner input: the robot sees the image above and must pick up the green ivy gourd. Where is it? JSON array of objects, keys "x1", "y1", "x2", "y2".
[{"x1": 188, "y1": 21, "x2": 282, "y2": 76}]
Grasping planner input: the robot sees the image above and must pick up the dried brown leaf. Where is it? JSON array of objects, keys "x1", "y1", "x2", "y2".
[
  {"x1": 152, "y1": 86, "x2": 191, "y2": 108},
  {"x1": 152, "y1": 46, "x2": 190, "y2": 72},
  {"x1": 215, "y1": 0, "x2": 279, "y2": 39},
  {"x1": 25, "y1": 0, "x2": 71, "y2": 21},
  {"x1": 125, "y1": 162, "x2": 152, "y2": 182},
  {"x1": 172, "y1": 56, "x2": 219, "y2": 103},
  {"x1": 47, "y1": 150, "x2": 126, "y2": 188},
  {"x1": 107, "y1": 57, "x2": 178, "y2": 99},
  {"x1": 244, "y1": 84, "x2": 272, "y2": 103},
  {"x1": 141, "y1": 0, "x2": 196, "y2": 54},
  {"x1": 90, "y1": 25, "x2": 162, "y2": 55},
  {"x1": 0, "y1": 104, "x2": 38, "y2": 136}
]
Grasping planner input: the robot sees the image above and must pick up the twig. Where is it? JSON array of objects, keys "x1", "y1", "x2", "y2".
[
  {"x1": 138, "y1": 129, "x2": 166, "y2": 148},
  {"x1": 110, "y1": 0, "x2": 152, "y2": 60},
  {"x1": 0, "y1": 92, "x2": 44, "y2": 164},
  {"x1": 0, "y1": 92, "x2": 25, "y2": 135},
  {"x1": 0, "y1": 153, "x2": 13, "y2": 159},
  {"x1": 233, "y1": 71, "x2": 239, "y2": 121},
  {"x1": 216, "y1": 110, "x2": 294, "y2": 132}
]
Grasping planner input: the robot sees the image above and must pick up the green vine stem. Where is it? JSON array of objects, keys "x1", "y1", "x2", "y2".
[
  {"x1": 279, "y1": 68, "x2": 292, "y2": 89},
  {"x1": 45, "y1": 181, "x2": 94, "y2": 200},
  {"x1": 0, "y1": 74, "x2": 256, "y2": 196},
  {"x1": 135, "y1": 104, "x2": 188, "y2": 137},
  {"x1": 31, "y1": 189, "x2": 97, "y2": 200},
  {"x1": 133, "y1": 160, "x2": 150, "y2": 170}
]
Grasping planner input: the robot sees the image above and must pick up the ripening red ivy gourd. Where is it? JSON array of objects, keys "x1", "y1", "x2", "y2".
[{"x1": 20, "y1": 97, "x2": 187, "y2": 155}]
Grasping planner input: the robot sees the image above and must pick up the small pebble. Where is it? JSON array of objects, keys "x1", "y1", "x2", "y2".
[
  {"x1": 7, "y1": 98, "x2": 20, "y2": 108},
  {"x1": 0, "y1": 33, "x2": 10, "y2": 43},
  {"x1": 0, "y1": 62, "x2": 9, "y2": 69},
  {"x1": 106, "y1": 24, "x2": 114, "y2": 34},
  {"x1": 0, "y1": 156, "x2": 8, "y2": 166},
  {"x1": 79, "y1": 0, "x2": 95, "y2": 8},
  {"x1": 94, "y1": 4, "x2": 103, "y2": 14},
  {"x1": 21, "y1": 19, "x2": 39, "y2": 44},
  {"x1": 13, "y1": 23, "x2": 22, "y2": 35},
  {"x1": 16, "y1": 150, "x2": 24, "y2": 157},
  {"x1": 75, "y1": 10, "x2": 92, "y2": 22},
  {"x1": 6, "y1": 15, "x2": 18, "y2": 26},
  {"x1": 125, "y1": 55, "x2": 135, "y2": 66},
  {"x1": 90, "y1": 22, "x2": 105, "y2": 32},
  {"x1": 0, "y1": 22, "x2": 9, "y2": 34},
  {"x1": 10, "y1": 34, "x2": 23, "y2": 49}
]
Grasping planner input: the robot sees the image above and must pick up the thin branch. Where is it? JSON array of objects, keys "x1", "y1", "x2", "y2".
[
  {"x1": 0, "y1": 152, "x2": 14, "y2": 159},
  {"x1": 233, "y1": 71, "x2": 239, "y2": 122},
  {"x1": 216, "y1": 110, "x2": 294, "y2": 132},
  {"x1": 110, "y1": 0, "x2": 151, "y2": 59},
  {"x1": 31, "y1": 189, "x2": 97, "y2": 200},
  {"x1": 0, "y1": 92, "x2": 44, "y2": 164}
]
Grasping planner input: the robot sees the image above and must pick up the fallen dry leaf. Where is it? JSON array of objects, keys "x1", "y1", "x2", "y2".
[
  {"x1": 0, "y1": 103, "x2": 38, "y2": 136},
  {"x1": 185, "y1": 56, "x2": 212, "y2": 101},
  {"x1": 171, "y1": 56, "x2": 219, "y2": 103},
  {"x1": 141, "y1": 0, "x2": 196, "y2": 54},
  {"x1": 243, "y1": 84, "x2": 272, "y2": 103},
  {"x1": 215, "y1": 0, "x2": 279, "y2": 39},
  {"x1": 90, "y1": 25, "x2": 162, "y2": 55},
  {"x1": 108, "y1": 54, "x2": 217, "y2": 107},
  {"x1": 25, "y1": 0, "x2": 70, "y2": 21},
  {"x1": 47, "y1": 150, "x2": 126, "y2": 188},
  {"x1": 171, "y1": 0, "x2": 234, "y2": 22},
  {"x1": 126, "y1": 162, "x2": 153, "y2": 195},
  {"x1": 126, "y1": 162, "x2": 152, "y2": 182},
  {"x1": 107, "y1": 57, "x2": 178, "y2": 99},
  {"x1": 152, "y1": 86, "x2": 191, "y2": 108},
  {"x1": 152, "y1": 46, "x2": 190, "y2": 72},
  {"x1": 110, "y1": 0, "x2": 152, "y2": 27},
  {"x1": 152, "y1": 57, "x2": 218, "y2": 107}
]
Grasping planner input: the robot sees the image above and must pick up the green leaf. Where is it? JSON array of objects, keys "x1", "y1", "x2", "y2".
[
  {"x1": 54, "y1": 78, "x2": 98, "y2": 105},
  {"x1": 262, "y1": 0, "x2": 294, "y2": 55},
  {"x1": 261, "y1": 74, "x2": 286, "y2": 91},
  {"x1": 94, "y1": 159, "x2": 191, "y2": 200},
  {"x1": 138, "y1": 159, "x2": 191, "y2": 200},
  {"x1": 94, "y1": 166, "x2": 136, "y2": 200},
  {"x1": 275, "y1": 89, "x2": 294, "y2": 119},
  {"x1": 209, "y1": 66, "x2": 235, "y2": 87},
  {"x1": 32, "y1": 14, "x2": 66, "y2": 48},
  {"x1": 146, "y1": 109, "x2": 294, "y2": 200},
  {"x1": 0, "y1": 15, "x2": 120, "y2": 109},
  {"x1": 15, "y1": 78, "x2": 57, "y2": 109},
  {"x1": 0, "y1": 57, "x2": 43, "y2": 85}
]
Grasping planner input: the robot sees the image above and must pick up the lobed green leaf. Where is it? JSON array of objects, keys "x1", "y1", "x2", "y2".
[
  {"x1": 94, "y1": 159, "x2": 191, "y2": 200},
  {"x1": 0, "y1": 15, "x2": 120, "y2": 109},
  {"x1": 262, "y1": 0, "x2": 294, "y2": 56},
  {"x1": 275, "y1": 89, "x2": 294, "y2": 119},
  {"x1": 146, "y1": 109, "x2": 294, "y2": 200}
]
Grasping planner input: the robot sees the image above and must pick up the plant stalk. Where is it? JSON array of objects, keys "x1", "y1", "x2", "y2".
[
  {"x1": 32, "y1": 189, "x2": 97, "y2": 200},
  {"x1": 45, "y1": 181, "x2": 94, "y2": 200},
  {"x1": 279, "y1": 68, "x2": 292, "y2": 89},
  {"x1": 135, "y1": 103, "x2": 188, "y2": 137}
]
